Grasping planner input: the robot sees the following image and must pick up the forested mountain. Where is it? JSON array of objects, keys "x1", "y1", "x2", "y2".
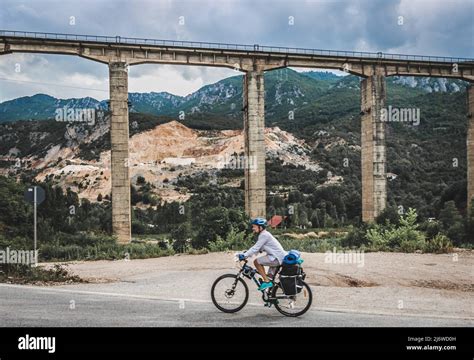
[{"x1": 0, "y1": 70, "x2": 470, "y2": 246}]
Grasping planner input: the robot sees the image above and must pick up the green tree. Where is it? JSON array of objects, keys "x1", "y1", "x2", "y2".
[
  {"x1": 438, "y1": 200, "x2": 465, "y2": 244},
  {"x1": 171, "y1": 222, "x2": 192, "y2": 252},
  {"x1": 376, "y1": 205, "x2": 400, "y2": 226},
  {"x1": 438, "y1": 201, "x2": 463, "y2": 230},
  {"x1": 194, "y1": 207, "x2": 231, "y2": 249},
  {"x1": 288, "y1": 190, "x2": 303, "y2": 203},
  {"x1": 446, "y1": 223, "x2": 465, "y2": 244},
  {"x1": 299, "y1": 180, "x2": 316, "y2": 194},
  {"x1": 310, "y1": 210, "x2": 320, "y2": 228}
]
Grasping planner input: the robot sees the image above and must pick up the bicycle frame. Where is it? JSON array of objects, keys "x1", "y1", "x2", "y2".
[{"x1": 235, "y1": 260, "x2": 295, "y2": 305}]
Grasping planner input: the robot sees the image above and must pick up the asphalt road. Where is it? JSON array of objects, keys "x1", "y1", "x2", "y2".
[{"x1": 0, "y1": 284, "x2": 472, "y2": 327}]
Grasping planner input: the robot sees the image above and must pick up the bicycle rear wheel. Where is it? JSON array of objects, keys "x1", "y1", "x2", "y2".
[
  {"x1": 272, "y1": 281, "x2": 312, "y2": 317},
  {"x1": 211, "y1": 274, "x2": 249, "y2": 313}
]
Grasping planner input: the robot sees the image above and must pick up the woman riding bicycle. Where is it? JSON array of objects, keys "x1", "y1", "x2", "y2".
[{"x1": 237, "y1": 218, "x2": 287, "y2": 291}]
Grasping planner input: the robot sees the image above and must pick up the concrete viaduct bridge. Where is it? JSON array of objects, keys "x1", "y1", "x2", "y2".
[{"x1": 1, "y1": 30, "x2": 473, "y2": 244}]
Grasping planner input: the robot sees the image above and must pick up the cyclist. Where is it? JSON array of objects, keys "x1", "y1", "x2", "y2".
[{"x1": 238, "y1": 218, "x2": 287, "y2": 291}]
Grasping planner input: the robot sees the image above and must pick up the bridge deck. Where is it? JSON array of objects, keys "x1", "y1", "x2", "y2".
[{"x1": 1, "y1": 29, "x2": 473, "y2": 65}]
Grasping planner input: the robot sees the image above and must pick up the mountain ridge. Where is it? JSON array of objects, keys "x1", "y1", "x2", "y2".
[{"x1": 0, "y1": 70, "x2": 468, "y2": 123}]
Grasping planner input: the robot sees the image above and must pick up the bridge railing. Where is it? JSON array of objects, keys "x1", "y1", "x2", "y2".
[{"x1": 1, "y1": 30, "x2": 473, "y2": 64}]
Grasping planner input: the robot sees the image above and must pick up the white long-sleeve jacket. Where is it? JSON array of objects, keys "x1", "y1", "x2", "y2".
[{"x1": 244, "y1": 230, "x2": 287, "y2": 264}]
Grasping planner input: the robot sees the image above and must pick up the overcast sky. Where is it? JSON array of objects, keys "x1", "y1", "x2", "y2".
[{"x1": 0, "y1": 0, "x2": 473, "y2": 102}]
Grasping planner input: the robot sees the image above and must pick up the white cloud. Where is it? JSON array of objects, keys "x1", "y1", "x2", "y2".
[
  {"x1": 0, "y1": 0, "x2": 472, "y2": 102},
  {"x1": 128, "y1": 64, "x2": 236, "y2": 96}
]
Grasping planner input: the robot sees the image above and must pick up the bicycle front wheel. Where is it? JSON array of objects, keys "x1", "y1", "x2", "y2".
[{"x1": 211, "y1": 274, "x2": 249, "y2": 313}]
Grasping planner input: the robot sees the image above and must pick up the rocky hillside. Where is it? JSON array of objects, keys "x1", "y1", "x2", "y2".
[
  {"x1": 0, "y1": 119, "x2": 322, "y2": 203},
  {"x1": 0, "y1": 69, "x2": 469, "y2": 218}
]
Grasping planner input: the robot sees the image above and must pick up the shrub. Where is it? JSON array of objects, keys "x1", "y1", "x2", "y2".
[
  {"x1": 171, "y1": 223, "x2": 192, "y2": 253},
  {"x1": 132, "y1": 221, "x2": 146, "y2": 235},
  {"x1": 208, "y1": 228, "x2": 253, "y2": 252},
  {"x1": 424, "y1": 234, "x2": 453, "y2": 254},
  {"x1": 0, "y1": 263, "x2": 84, "y2": 284},
  {"x1": 208, "y1": 236, "x2": 229, "y2": 252},
  {"x1": 341, "y1": 225, "x2": 370, "y2": 248},
  {"x1": 366, "y1": 224, "x2": 391, "y2": 251},
  {"x1": 399, "y1": 237, "x2": 426, "y2": 253},
  {"x1": 446, "y1": 223, "x2": 466, "y2": 245},
  {"x1": 224, "y1": 228, "x2": 253, "y2": 250},
  {"x1": 55, "y1": 232, "x2": 116, "y2": 247},
  {"x1": 423, "y1": 220, "x2": 442, "y2": 239},
  {"x1": 278, "y1": 236, "x2": 342, "y2": 253},
  {"x1": 366, "y1": 208, "x2": 426, "y2": 252},
  {"x1": 39, "y1": 242, "x2": 174, "y2": 262},
  {"x1": 376, "y1": 206, "x2": 400, "y2": 226}
]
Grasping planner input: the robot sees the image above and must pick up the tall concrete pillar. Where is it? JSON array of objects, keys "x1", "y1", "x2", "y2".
[
  {"x1": 109, "y1": 62, "x2": 131, "y2": 243},
  {"x1": 467, "y1": 85, "x2": 474, "y2": 213},
  {"x1": 243, "y1": 70, "x2": 266, "y2": 219},
  {"x1": 361, "y1": 75, "x2": 387, "y2": 222}
]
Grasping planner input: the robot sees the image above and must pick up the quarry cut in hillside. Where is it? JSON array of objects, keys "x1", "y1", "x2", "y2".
[{"x1": 4, "y1": 120, "x2": 326, "y2": 203}]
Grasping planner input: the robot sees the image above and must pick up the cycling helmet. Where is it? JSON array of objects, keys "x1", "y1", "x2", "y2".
[{"x1": 250, "y1": 217, "x2": 267, "y2": 228}]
